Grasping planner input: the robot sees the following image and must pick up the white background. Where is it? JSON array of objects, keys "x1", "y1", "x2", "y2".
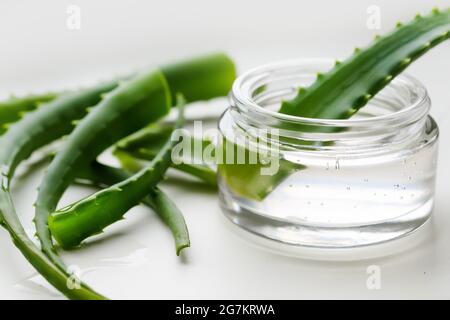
[{"x1": 0, "y1": 0, "x2": 449, "y2": 299}]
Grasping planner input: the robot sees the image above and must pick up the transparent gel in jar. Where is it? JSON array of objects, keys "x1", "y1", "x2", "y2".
[{"x1": 218, "y1": 59, "x2": 438, "y2": 248}]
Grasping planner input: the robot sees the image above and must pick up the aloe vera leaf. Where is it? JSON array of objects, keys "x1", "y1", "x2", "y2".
[
  {"x1": 113, "y1": 123, "x2": 217, "y2": 187},
  {"x1": 161, "y1": 52, "x2": 236, "y2": 102},
  {"x1": 217, "y1": 162, "x2": 296, "y2": 201},
  {"x1": 168, "y1": 162, "x2": 217, "y2": 187},
  {"x1": 0, "y1": 93, "x2": 56, "y2": 129},
  {"x1": 222, "y1": 9, "x2": 450, "y2": 201},
  {"x1": 114, "y1": 124, "x2": 216, "y2": 186},
  {"x1": 117, "y1": 148, "x2": 217, "y2": 187},
  {"x1": 35, "y1": 69, "x2": 171, "y2": 261},
  {"x1": 74, "y1": 161, "x2": 190, "y2": 256},
  {"x1": 35, "y1": 53, "x2": 235, "y2": 272},
  {"x1": 114, "y1": 121, "x2": 211, "y2": 160},
  {"x1": 48, "y1": 97, "x2": 186, "y2": 248},
  {"x1": 0, "y1": 82, "x2": 118, "y2": 300},
  {"x1": 217, "y1": 137, "x2": 301, "y2": 201},
  {"x1": 280, "y1": 8, "x2": 450, "y2": 118},
  {"x1": 145, "y1": 187, "x2": 190, "y2": 255}
]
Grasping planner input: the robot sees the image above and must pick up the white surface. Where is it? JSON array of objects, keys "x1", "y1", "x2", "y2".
[{"x1": 0, "y1": 0, "x2": 450, "y2": 299}]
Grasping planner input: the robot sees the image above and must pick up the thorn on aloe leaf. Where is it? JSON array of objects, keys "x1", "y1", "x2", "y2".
[
  {"x1": 348, "y1": 107, "x2": 358, "y2": 115},
  {"x1": 298, "y1": 87, "x2": 307, "y2": 94},
  {"x1": 396, "y1": 21, "x2": 403, "y2": 28},
  {"x1": 335, "y1": 60, "x2": 341, "y2": 66},
  {"x1": 432, "y1": 7, "x2": 440, "y2": 14},
  {"x1": 415, "y1": 13, "x2": 422, "y2": 19},
  {"x1": 353, "y1": 47, "x2": 361, "y2": 54},
  {"x1": 374, "y1": 34, "x2": 381, "y2": 40},
  {"x1": 18, "y1": 111, "x2": 27, "y2": 119},
  {"x1": 316, "y1": 73, "x2": 324, "y2": 79},
  {"x1": 401, "y1": 58, "x2": 412, "y2": 65}
]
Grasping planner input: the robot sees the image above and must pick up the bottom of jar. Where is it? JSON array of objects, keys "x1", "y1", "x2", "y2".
[{"x1": 219, "y1": 188, "x2": 433, "y2": 250}]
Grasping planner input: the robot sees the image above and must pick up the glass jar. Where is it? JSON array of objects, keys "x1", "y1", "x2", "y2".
[{"x1": 218, "y1": 59, "x2": 438, "y2": 248}]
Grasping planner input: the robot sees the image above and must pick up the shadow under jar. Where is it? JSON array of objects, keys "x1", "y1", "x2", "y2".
[{"x1": 218, "y1": 59, "x2": 438, "y2": 248}]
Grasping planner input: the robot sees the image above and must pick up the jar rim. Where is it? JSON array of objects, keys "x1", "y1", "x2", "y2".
[{"x1": 231, "y1": 58, "x2": 430, "y2": 127}]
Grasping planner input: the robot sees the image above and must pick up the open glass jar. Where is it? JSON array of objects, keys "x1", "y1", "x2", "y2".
[{"x1": 218, "y1": 59, "x2": 438, "y2": 248}]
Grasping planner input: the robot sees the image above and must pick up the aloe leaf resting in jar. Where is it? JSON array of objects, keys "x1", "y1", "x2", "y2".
[{"x1": 219, "y1": 8, "x2": 450, "y2": 201}]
